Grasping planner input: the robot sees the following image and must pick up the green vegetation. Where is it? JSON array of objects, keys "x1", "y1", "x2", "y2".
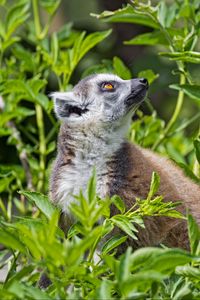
[{"x1": 0, "y1": 0, "x2": 199, "y2": 299}]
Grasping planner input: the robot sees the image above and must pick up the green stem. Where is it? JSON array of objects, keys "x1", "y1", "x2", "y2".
[
  {"x1": 32, "y1": 0, "x2": 41, "y2": 39},
  {"x1": 35, "y1": 104, "x2": 46, "y2": 192},
  {"x1": 152, "y1": 72, "x2": 186, "y2": 150},
  {"x1": 193, "y1": 129, "x2": 200, "y2": 178}
]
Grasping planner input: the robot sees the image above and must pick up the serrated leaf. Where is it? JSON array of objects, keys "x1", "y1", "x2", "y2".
[
  {"x1": 111, "y1": 215, "x2": 138, "y2": 239},
  {"x1": 19, "y1": 191, "x2": 59, "y2": 219},
  {"x1": 101, "y1": 235, "x2": 127, "y2": 255}
]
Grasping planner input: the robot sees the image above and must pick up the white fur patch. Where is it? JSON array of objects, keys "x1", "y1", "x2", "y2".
[{"x1": 54, "y1": 125, "x2": 127, "y2": 214}]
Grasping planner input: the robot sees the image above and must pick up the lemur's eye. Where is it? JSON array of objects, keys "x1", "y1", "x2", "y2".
[{"x1": 102, "y1": 82, "x2": 114, "y2": 90}]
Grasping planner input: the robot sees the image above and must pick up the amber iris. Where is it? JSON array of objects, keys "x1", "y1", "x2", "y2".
[{"x1": 103, "y1": 83, "x2": 114, "y2": 90}]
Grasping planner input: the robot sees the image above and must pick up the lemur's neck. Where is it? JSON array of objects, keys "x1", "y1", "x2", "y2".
[
  {"x1": 58, "y1": 122, "x2": 127, "y2": 163},
  {"x1": 51, "y1": 122, "x2": 128, "y2": 213}
]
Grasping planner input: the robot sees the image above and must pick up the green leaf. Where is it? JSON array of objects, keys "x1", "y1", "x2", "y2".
[
  {"x1": 19, "y1": 191, "x2": 59, "y2": 219},
  {"x1": 35, "y1": 93, "x2": 49, "y2": 111},
  {"x1": 158, "y1": 1, "x2": 177, "y2": 28},
  {"x1": 111, "y1": 195, "x2": 126, "y2": 214},
  {"x1": 130, "y1": 247, "x2": 164, "y2": 271},
  {"x1": 111, "y1": 215, "x2": 138, "y2": 239},
  {"x1": 121, "y1": 271, "x2": 166, "y2": 297},
  {"x1": 170, "y1": 84, "x2": 200, "y2": 104},
  {"x1": 125, "y1": 31, "x2": 168, "y2": 46},
  {"x1": 158, "y1": 1, "x2": 168, "y2": 27},
  {"x1": 87, "y1": 169, "x2": 97, "y2": 204},
  {"x1": 93, "y1": 5, "x2": 159, "y2": 29},
  {"x1": 12, "y1": 45, "x2": 35, "y2": 72},
  {"x1": 101, "y1": 235, "x2": 127, "y2": 255},
  {"x1": 95, "y1": 280, "x2": 113, "y2": 300},
  {"x1": 117, "y1": 247, "x2": 132, "y2": 283},
  {"x1": 113, "y1": 56, "x2": 132, "y2": 79},
  {"x1": 187, "y1": 214, "x2": 200, "y2": 255},
  {"x1": 0, "y1": 176, "x2": 14, "y2": 192},
  {"x1": 172, "y1": 282, "x2": 192, "y2": 300},
  {"x1": 5, "y1": 1, "x2": 30, "y2": 39},
  {"x1": 176, "y1": 265, "x2": 200, "y2": 279},
  {"x1": 147, "y1": 172, "x2": 160, "y2": 201},
  {"x1": 138, "y1": 69, "x2": 159, "y2": 85},
  {"x1": 0, "y1": 228, "x2": 26, "y2": 253},
  {"x1": 5, "y1": 265, "x2": 35, "y2": 286},
  {"x1": 2, "y1": 36, "x2": 20, "y2": 51},
  {"x1": 78, "y1": 29, "x2": 112, "y2": 63},
  {"x1": 7, "y1": 281, "x2": 53, "y2": 300},
  {"x1": 143, "y1": 249, "x2": 195, "y2": 274},
  {"x1": 40, "y1": 0, "x2": 61, "y2": 15}
]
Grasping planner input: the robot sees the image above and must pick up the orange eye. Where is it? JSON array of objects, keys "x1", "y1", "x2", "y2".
[{"x1": 103, "y1": 83, "x2": 114, "y2": 90}]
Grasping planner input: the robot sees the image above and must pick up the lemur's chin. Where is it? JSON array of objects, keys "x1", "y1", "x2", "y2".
[{"x1": 125, "y1": 88, "x2": 147, "y2": 110}]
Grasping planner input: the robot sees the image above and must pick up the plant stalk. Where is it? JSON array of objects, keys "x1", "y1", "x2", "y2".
[
  {"x1": 32, "y1": 0, "x2": 41, "y2": 39},
  {"x1": 152, "y1": 73, "x2": 186, "y2": 150},
  {"x1": 35, "y1": 103, "x2": 46, "y2": 191}
]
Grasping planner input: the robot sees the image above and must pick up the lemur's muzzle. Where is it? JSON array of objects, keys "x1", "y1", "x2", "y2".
[{"x1": 125, "y1": 78, "x2": 149, "y2": 107}]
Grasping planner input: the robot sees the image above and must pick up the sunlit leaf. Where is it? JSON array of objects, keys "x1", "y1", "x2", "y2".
[{"x1": 19, "y1": 191, "x2": 59, "y2": 219}]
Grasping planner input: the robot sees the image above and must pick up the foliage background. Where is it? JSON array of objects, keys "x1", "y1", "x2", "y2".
[{"x1": 0, "y1": 0, "x2": 199, "y2": 299}]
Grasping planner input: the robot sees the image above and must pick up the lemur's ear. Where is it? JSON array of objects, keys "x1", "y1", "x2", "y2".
[{"x1": 51, "y1": 92, "x2": 75, "y2": 119}]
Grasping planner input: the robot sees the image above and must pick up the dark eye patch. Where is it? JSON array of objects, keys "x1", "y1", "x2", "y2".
[
  {"x1": 58, "y1": 102, "x2": 88, "y2": 118},
  {"x1": 68, "y1": 105, "x2": 88, "y2": 116}
]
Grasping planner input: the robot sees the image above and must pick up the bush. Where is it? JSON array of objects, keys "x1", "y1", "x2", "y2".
[{"x1": 0, "y1": 0, "x2": 199, "y2": 299}]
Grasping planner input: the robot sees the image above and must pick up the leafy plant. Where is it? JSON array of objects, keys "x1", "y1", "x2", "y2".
[
  {"x1": 94, "y1": 0, "x2": 200, "y2": 180},
  {"x1": 0, "y1": 172, "x2": 199, "y2": 299}
]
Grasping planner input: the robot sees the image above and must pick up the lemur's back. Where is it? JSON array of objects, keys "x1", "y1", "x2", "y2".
[{"x1": 107, "y1": 142, "x2": 200, "y2": 250}]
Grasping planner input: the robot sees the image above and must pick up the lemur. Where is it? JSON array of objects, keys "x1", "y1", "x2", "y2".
[{"x1": 50, "y1": 73, "x2": 200, "y2": 250}]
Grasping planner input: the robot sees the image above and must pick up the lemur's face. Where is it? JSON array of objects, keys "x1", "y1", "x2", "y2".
[{"x1": 52, "y1": 74, "x2": 148, "y2": 127}]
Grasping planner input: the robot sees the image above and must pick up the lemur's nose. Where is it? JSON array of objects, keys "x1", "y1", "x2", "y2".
[{"x1": 139, "y1": 78, "x2": 149, "y2": 86}]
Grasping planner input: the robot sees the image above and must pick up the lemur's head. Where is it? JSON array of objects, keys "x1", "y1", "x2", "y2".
[{"x1": 52, "y1": 74, "x2": 148, "y2": 130}]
